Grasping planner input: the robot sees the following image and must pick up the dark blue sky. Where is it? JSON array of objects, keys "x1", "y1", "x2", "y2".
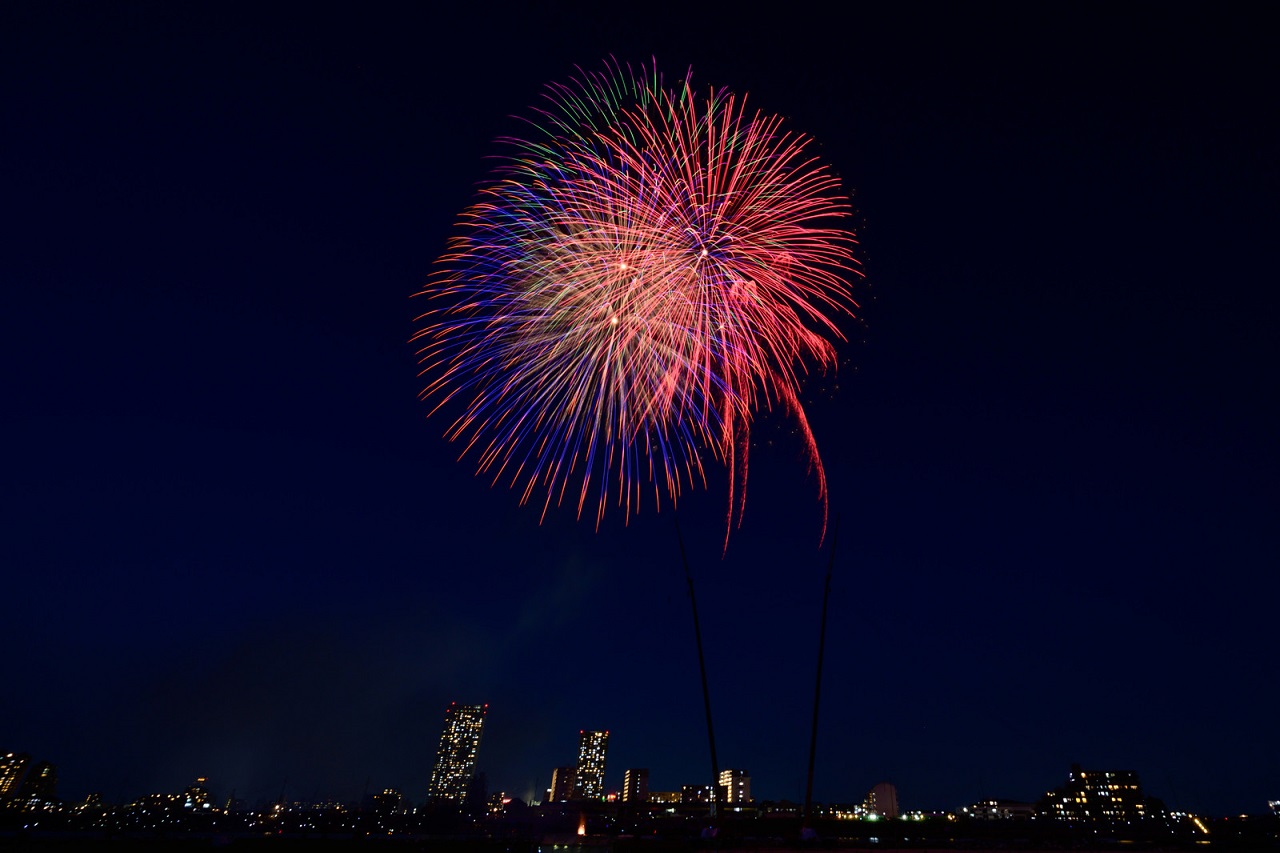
[{"x1": 3, "y1": 2, "x2": 1276, "y2": 816}]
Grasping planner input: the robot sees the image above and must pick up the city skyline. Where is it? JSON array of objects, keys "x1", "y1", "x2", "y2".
[
  {"x1": 3, "y1": 743, "x2": 1254, "y2": 823},
  {"x1": 4, "y1": 729, "x2": 1270, "y2": 820},
  {"x1": 4, "y1": 2, "x2": 1275, "y2": 819},
  {"x1": 4, "y1": 749, "x2": 1252, "y2": 849}
]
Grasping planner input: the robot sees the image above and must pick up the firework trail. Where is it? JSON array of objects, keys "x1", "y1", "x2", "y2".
[{"x1": 412, "y1": 59, "x2": 860, "y2": 540}]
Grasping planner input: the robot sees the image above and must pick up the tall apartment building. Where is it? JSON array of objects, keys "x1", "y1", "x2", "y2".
[
  {"x1": 0, "y1": 753, "x2": 56, "y2": 802},
  {"x1": 427, "y1": 703, "x2": 488, "y2": 801},
  {"x1": 572, "y1": 730, "x2": 609, "y2": 800},
  {"x1": 622, "y1": 768, "x2": 650, "y2": 803},
  {"x1": 719, "y1": 769, "x2": 751, "y2": 804},
  {"x1": 865, "y1": 781, "x2": 898, "y2": 818},
  {"x1": 0, "y1": 754, "x2": 31, "y2": 799},
  {"x1": 548, "y1": 766, "x2": 576, "y2": 803}
]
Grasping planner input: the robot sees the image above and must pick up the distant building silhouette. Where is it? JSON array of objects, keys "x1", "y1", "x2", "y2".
[
  {"x1": 572, "y1": 731, "x2": 609, "y2": 800},
  {"x1": 486, "y1": 791, "x2": 511, "y2": 815},
  {"x1": 960, "y1": 798, "x2": 1036, "y2": 819},
  {"x1": 463, "y1": 770, "x2": 488, "y2": 816},
  {"x1": 183, "y1": 777, "x2": 211, "y2": 810},
  {"x1": 27, "y1": 760, "x2": 55, "y2": 800},
  {"x1": 719, "y1": 769, "x2": 751, "y2": 804},
  {"x1": 865, "y1": 781, "x2": 898, "y2": 818},
  {"x1": 681, "y1": 784, "x2": 716, "y2": 804},
  {"x1": 427, "y1": 703, "x2": 487, "y2": 802},
  {"x1": 548, "y1": 766, "x2": 575, "y2": 802},
  {"x1": 1040, "y1": 764, "x2": 1163, "y2": 823},
  {"x1": 622, "y1": 768, "x2": 649, "y2": 803},
  {"x1": 371, "y1": 788, "x2": 404, "y2": 815}
]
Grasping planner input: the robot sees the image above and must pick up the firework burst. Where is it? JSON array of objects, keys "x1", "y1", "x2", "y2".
[{"x1": 413, "y1": 59, "x2": 860, "y2": 539}]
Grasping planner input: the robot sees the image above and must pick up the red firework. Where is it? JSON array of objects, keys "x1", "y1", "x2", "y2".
[{"x1": 413, "y1": 60, "x2": 861, "y2": 541}]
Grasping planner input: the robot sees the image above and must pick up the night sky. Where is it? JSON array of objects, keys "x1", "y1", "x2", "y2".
[{"x1": 4, "y1": 2, "x2": 1276, "y2": 817}]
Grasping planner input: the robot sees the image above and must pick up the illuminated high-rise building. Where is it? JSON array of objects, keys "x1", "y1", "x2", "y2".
[
  {"x1": 0, "y1": 754, "x2": 32, "y2": 799},
  {"x1": 719, "y1": 769, "x2": 751, "y2": 804},
  {"x1": 0, "y1": 754, "x2": 54, "y2": 802},
  {"x1": 572, "y1": 730, "x2": 609, "y2": 800},
  {"x1": 622, "y1": 768, "x2": 649, "y2": 803},
  {"x1": 427, "y1": 703, "x2": 488, "y2": 802}
]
